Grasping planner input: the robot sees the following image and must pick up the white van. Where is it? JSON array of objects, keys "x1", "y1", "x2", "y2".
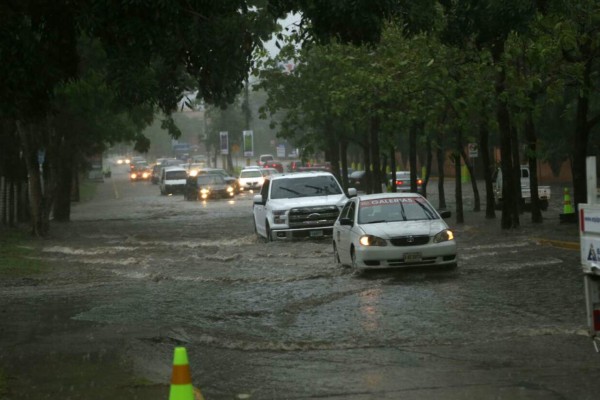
[{"x1": 159, "y1": 166, "x2": 187, "y2": 195}]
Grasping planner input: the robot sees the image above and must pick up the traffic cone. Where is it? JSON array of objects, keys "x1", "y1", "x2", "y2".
[
  {"x1": 169, "y1": 347, "x2": 204, "y2": 400},
  {"x1": 560, "y1": 187, "x2": 577, "y2": 223}
]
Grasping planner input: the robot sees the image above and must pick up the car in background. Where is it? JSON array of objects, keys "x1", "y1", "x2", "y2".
[
  {"x1": 239, "y1": 168, "x2": 267, "y2": 192},
  {"x1": 194, "y1": 167, "x2": 240, "y2": 194},
  {"x1": 129, "y1": 163, "x2": 151, "y2": 181},
  {"x1": 183, "y1": 173, "x2": 235, "y2": 201},
  {"x1": 151, "y1": 158, "x2": 181, "y2": 184},
  {"x1": 333, "y1": 193, "x2": 456, "y2": 270},
  {"x1": 263, "y1": 161, "x2": 284, "y2": 173},
  {"x1": 287, "y1": 160, "x2": 305, "y2": 172},
  {"x1": 389, "y1": 171, "x2": 422, "y2": 192},
  {"x1": 186, "y1": 163, "x2": 208, "y2": 177},
  {"x1": 348, "y1": 170, "x2": 367, "y2": 192},
  {"x1": 257, "y1": 154, "x2": 274, "y2": 167},
  {"x1": 159, "y1": 166, "x2": 187, "y2": 195},
  {"x1": 260, "y1": 168, "x2": 280, "y2": 177}
]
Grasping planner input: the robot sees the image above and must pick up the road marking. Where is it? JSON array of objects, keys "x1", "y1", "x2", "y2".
[{"x1": 534, "y1": 238, "x2": 579, "y2": 251}]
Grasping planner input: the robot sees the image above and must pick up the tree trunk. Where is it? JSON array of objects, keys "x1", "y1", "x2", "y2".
[
  {"x1": 17, "y1": 121, "x2": 49, "y2": 236},
  {"x1": 422, "y1": 135, "x2": 432, "y2": 198},
  {"x1": 369, "y1": 115, "x2": 382, "y2": 193},
  {"x1": 572, "y1": 59, "x2": 593, "y2": 208},
  {"x1": 454, "y1": 151, "x2": 464, "y2": 224},
  {"x1": 436, "y1": 134, "x2": 446, "y2": 210},
  {"x1": 460, "y1": 147, "x2": 480, "y2": 212},
  {"x1": 409, "y1": 123, "x2": 418, "y2": 193},
  {"x1": 53, "y1": 151, "x2": 74, "y2": 222},
  {"x1": 8, "y1": 179, "x2": 15, "y2": 227},
  {"x1": 340, "y1": 139, "x2": 349, "y2": 191},
  {"x1": 362, "y1": 133, "x2": 372, "y2": 194},
  {"x1": 1, "y1": 177, "x2": 6, "y2": 226},
  {"x1": 390, "y1": 146, "x2": 397, "y2": 193},
  {"x1": 494, "y1": 58, "x2": 519, "y2": 229},
  {"x1": 525, "y1": 108, "x2": 542, "y2": 223},
  {"x1": 479, "y1": 121, "x2": 495, "y2": 219}
]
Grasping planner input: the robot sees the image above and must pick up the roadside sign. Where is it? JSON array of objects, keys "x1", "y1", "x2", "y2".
[
  {"x1": 220, "y1": 131, "x2": 229, "y2": 155},
  {"x1": 468, "y1": 143, "x2": 478, "y2": 158},
  {"x1": 581, "y1": 156, "x2": 600, "y2": 347},
  {"x1": 243, "y1": 130, "x2": 253, "y2": 157},
  {"x1": 276, "y1": 144, "x2": 286, "y2": 158}
]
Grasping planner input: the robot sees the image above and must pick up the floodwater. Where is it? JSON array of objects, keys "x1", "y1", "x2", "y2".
[{"x1": 2, "y1": 165, "x2": 600, "y2": 399}]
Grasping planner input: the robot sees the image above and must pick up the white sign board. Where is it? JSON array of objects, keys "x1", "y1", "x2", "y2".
[
  {"x1": 580, "y1": 205, "x2": 600, "y2": 273},
  {"x1": 276, "y1": 144, "x2": 286, "y2": 158},
  {"x1": 468, "y1": 143, "x2": 478, "y2": 158}
]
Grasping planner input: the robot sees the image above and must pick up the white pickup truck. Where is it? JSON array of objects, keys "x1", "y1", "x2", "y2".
[
  {"x1": 492, "y1": 165, "x2": 551, "y2": 210},
  {"x1": 253, "y1": 171, "x2": 356, "y2": 241}
]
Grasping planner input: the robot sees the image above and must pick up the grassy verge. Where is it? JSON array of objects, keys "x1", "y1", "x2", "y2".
[{"x1": 0, "y1": 230, "x2": 44, "y2": 277}]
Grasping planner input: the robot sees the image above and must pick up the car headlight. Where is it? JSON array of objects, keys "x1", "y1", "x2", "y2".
[
  {"x1": 359, "y1": 235, "x2": 387, "y2": 246},
  {"x1": 226, "y1": 186, "x2": 234, "y2": 193},
  {"x1": 142, "y1": 172, "x2": 149, "y2": 178},
  {"x1": 200, "y1": 188, "x2": 210, "y2": 194},
  {"x1": 273, "y1": 210, "x2": 287, "y2": 224},
  {"x1": 130, "y1": 173, "x2": 137, "y2": 179},
  {"x1": 189, "y1": 170, "x2": 198, "y2": 177},
  {"x1": 433, "y1": 229, "x2": 454, "y2": 243}
]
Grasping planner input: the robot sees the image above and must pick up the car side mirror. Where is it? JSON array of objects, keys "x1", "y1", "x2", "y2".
[
  {"x1": 339, "y1": 217, "x2": 353, "y2": 226},
  {"x1": 253, "y1": 194, "x2": 265, "y2": 205},
  {"x1": 347, "y1": 188, "x2": 357, "y2": 198},
  {"x1": 439, "y1": 210, "x2": 451, "y2": 219}
]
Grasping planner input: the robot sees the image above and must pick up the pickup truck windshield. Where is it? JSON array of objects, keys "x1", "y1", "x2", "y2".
[{"x1": 270, "y1": 176, "x2": 342, "y2": 199}]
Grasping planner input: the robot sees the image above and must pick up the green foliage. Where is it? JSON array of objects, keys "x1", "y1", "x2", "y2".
[{"x1": 0, "y1": 231, "x2": 45, "y2": 277}]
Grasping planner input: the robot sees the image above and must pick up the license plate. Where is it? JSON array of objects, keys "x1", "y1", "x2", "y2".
[
  {"x1": 404, "y1": 252, "x2": 422, "y2": 262},
  {"x1": 310, "y1": 230, "x2": 323, "y2": 238}
]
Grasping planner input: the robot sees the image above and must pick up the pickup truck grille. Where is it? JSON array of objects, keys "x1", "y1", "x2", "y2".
[{"x1": 288, "y1": 206, "x2": 340, "y2": 229}]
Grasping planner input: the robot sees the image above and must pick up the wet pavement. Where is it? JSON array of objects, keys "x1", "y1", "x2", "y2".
[{"x1": 1, "y1": 165, "x2": 600, "y2": 399}]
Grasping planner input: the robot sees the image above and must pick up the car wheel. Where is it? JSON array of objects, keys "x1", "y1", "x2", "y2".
[
  {"x1": 444, "y1": 262, "x2": 458, "y2": 270},
  {"x1": 351, "y1": 246, "x2": 358, "y2": 269},
  {"x1": 333, "y1": 242, "x2": 342, "y2": 266}
]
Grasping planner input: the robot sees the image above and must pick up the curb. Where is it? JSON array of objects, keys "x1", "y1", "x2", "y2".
[{"x1": 534, "y1": 238, "x2": 580, "y2": 251}]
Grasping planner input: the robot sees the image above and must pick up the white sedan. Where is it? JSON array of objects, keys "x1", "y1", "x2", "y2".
[{"x1": 333, "y1": 193, "x2": 457, "y2": 270}]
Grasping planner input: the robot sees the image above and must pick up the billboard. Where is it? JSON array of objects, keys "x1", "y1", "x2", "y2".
[
  {"x1": 243, "y1": 130, "x2": 254, "y2": 157},
  {"x1": 220, "y1": 131, "x2": 229, "y2": 155}
]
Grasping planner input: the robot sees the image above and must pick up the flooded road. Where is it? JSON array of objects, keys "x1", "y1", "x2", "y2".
[{"x1": 2, "y1": 165, "x2": 600, "y2": 399}]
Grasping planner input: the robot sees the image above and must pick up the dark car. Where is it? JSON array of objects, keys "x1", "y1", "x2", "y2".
[
  {"x1": 348, "y1": 170, "x2": 367, "y2": 192},
  {"x1": 130, "y1": 162, "x2": 151, "y2": 181},
  {"x1": 195, "y1": 168, "x2": 240, "y2": 194},
  {"x1": 263, "y1": 161, "x2": 284, "y2": 173},
  {"x1": 184, "y1": 174, "x2": 235, "y2": 201}
]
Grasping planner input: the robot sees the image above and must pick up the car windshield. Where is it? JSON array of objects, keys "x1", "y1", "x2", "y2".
[
  {"x1": 270, "y1": 176, "x2": 343, "y2": 199},
  {"x1": 358, "y1": 196, "x2": 438, "y2": 223},
  {"x1": 241, "y1": 170, "x2": 263, "y2": 178},
  {"x1": 197, "y1": 175, "x2": 225, "y2": 185},
  {"x1": 350, "y1": 171, "x2": 364, "y2": 178},
  {"x1": 166, "y1": 170, "x2": 187, "y2": 180}
]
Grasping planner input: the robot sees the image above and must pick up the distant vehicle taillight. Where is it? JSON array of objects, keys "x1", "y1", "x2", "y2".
[
  {"x1": 396, "y1": 180, "x2": 403, "y2": 186},
  {"x1": 417, "y1": 179, "x2": 423, "y2": 185}
]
